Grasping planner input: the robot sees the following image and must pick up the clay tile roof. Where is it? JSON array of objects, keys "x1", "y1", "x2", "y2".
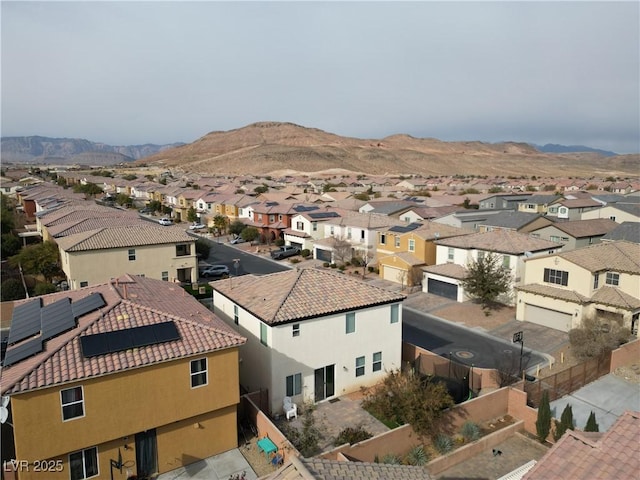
[
  {"x1": 300, "y1": 458, "x2": 433, "y2": 480},
  {"x1": 590, "y1": 286, "x2": 640, "y2": 309},
  {"x1": 558, "y1": 241, "x2": 640, "y2": 274},
  {"x1": 212, "y1": 269, "x2": 405, "y2": 325},
  {"x1": 523, "y1": 411, "x2": 640, "y2": 480},
  {"x1": 515, "y1": 283, "x2": 589, "y2": 303},
  {"x1": 550, "y1": 218, "x2": 618, "y2": 238},
  {"x1": 47, "y1": 216, "x2": 145, "y2": 238},
  {"x1": 422, "y1": 263, "x2": 468, "y2": 280},
  {"x1": 56, "y1": 225, "x2": 195, "y2": 252},
  {"x1": 435, "y1": 230, "x2": 559, "y2": 254},
  {"x1": 0, "y1": 275, "x2": 245, "y2": 396}
]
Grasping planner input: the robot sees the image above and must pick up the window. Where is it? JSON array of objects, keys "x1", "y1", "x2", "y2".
[
  {"x1": 190, "y1": 358, "x2": 207, "y2": 388},
  {"x1": 292, "y1": 324, "x2": 300, "y2": 337},
  {"x1": 502, "y1": 255, "x2": 511, "y2": 269},
  {"x1": 260, "y1": 322, "x2": 268, "y2": 346},
  {"x1": 161, "y1": 271, "x2": 168, "y2": 281},
  {"x1": 278, "y1": 214, "x2": 283, "y2": 221},
  {"x1": 609, "y1": 216, "x2": 616, "y2": 221},
  {"x1": 390, "y1": 304, "x2": 399, "y2": 324},
  {"x1": 233, "y1": 305, "x2": 239, "y2": 325},
  {"x1": 61, "y1": 386, "x2": 84, "y2": 421},
  {"x1": 286, "y1": 373, "x2": 302, "y2": 396},
  {"x1": 477, "y1": 251, "x2": 485, "y2": 260},
  {"x1": 330, "y1": 226, "x2": 335, "y2": 235},
  {"x1": 526, "y1": 204, "x2": 535, "y2": 209},
  {"x1": 355, "y1": 356, "x2": 365, "y2": 377},
  {"x1": 593, "y1": 274, "x2": 599, "y2": 289},
  {"x1": 373, "y1": 352, "x2": 382, "y2": 372},
  {"x1": 408, "y1": 239, "x2": 415, "y2": 252},
  {"x1": 296, "y1": 221, "x2": 304, "y2": 230},
  {"x1": 380, "y1": 233, "x2": 386, "y2": 245},
  {"x1": 550, "y1": 236, "x2": 561, "y2": 243},
  {"x1": 561, "y1": 237, "x2": 569, "y2": 242},
  {"x1": 69, "y1": 447, "x2": 98, "y2": 480},
  {"x1": 80, "y1": 281, "x2": 88, "y2": 288},
  {"x1": 176, "y1": 244, "x2": 191, "y2": 256},
  {"x1": 549, "y1": 206, "x2": 558, "y2": 214},
  {"x1": 447, "y1": 247, "x2": 454, "y2": 261},
  {"x1": 606, "y1": 272, "x2": 620, "y2": 286},
  {"x1": 269, "y1": 215, "x2": 275, "y2": 222},
  {"x1": 312, "y1": 222, "x2": 318, "y2": 232},
  {"x1": 346, "y1": 312, "x2": 355, "y2": 334},
  {"x1": 347, "y1": 228, "x2": 352, "y2": 239},
  {"x1": 128, "y1": 249, "x2": 136, "y2": 261},
  {"x1": 395, "y1": 236, "x2": 400, "y2": 248},
  {"x1": 544, "y1": 268, "x2": 569, "y2": 286}
]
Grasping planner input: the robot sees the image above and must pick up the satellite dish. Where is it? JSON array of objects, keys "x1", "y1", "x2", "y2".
[
  {"x1": 0, "y1": 406, "x2": 8, "y2": 424},
  {"x1": 1, "y1": 396, "x2": 8, "y2": 408}
]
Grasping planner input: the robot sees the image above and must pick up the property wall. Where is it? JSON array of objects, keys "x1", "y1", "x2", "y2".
[
  {"x1": 10, "y1": 348, "x2": 240, "y2": 466},
  {"x1": 610, "y1": 338, "x2": 640, "y2": 371},
  {"x1": 11, "y1": 348, "x2": 239, "y2": 480},
  {"x1": 63, "y1": 241, "x2": 198, "y2": 289}
]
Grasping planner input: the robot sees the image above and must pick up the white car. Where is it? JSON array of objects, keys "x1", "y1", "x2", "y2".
[
  {"x1": 158, "y1": 218, "x2": 172, "y2": 226},
  {"x1": 189, "y1": 222, "x2": 206, "y2": 230},
  {"x1": 229, "y1": 236, "x2": 245, "y2": 244},
  {"x1": 199, "y1": 265, "x2": 230, "y2": 278}
]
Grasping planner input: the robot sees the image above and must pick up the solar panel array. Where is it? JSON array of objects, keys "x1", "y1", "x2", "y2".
[
  {"x1": 307, "y1": 211, "x2": 341, "y2": 219},
  {"x1": 3, "y1": 292, "x2": 106, "y2": 367},
  {"x1": 388, "y1": 222, "x2": 423, "y2": 233},
  {"x1": 80, "y1": 321, "x2": 181, "y2": 358}
]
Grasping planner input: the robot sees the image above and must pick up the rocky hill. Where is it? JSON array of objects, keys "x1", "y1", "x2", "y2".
[
  {"x1": 0, "y1": 136, "x2": 184, "y2": 165},
  {"x1": 137, "y1": 122, "x2": 639, "y2": 178}
]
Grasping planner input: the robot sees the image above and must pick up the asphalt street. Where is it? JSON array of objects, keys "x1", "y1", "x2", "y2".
[
  {"x1": 403, "y1": 307, "x2": 547, "y2": 371},
  {"x1": 199, "y1": 236, "x2": 290, "y2": 276}
]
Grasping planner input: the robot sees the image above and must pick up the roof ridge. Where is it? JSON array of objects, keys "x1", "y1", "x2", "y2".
[{"x1": 272, "y1": 268, "x2": 306, "y2": 321}]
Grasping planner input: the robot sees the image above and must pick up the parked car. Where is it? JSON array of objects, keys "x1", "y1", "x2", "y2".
[
  {"x1": 229, "y1": 236, "x2": 246, "y2": 245},
  {"x1": 158, "y1": 218, "x2": 172, "y2": 226},
  {"x1": 189, "y1": 222, "x2": 206, "y2": 230},
  {"x1": 139, "y1": 207, "x2": 154, "y2": 214},
  {"x1": 270, "y1": 245, "x2": 301, "y2": 260},
  {"x1": 199, "y1": 265, "x2": 230, "y2": 278}
]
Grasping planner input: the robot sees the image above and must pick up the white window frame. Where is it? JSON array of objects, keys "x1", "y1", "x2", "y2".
[
  {"x1": 380, "y1": 233, "x2": 386, "y2": 245},
  {"x1": 61, "y1": 386, "x2": 85, "y2": 421},
  {"x1": 161, "y1": 271, "x2": 169, "y2": 281},
  {"x1": 447, "y1": 247, "x2": 454, "y2": 261},
  {"x1": 190, "y1": 358, "x2": 208, "y2": 388},
  {"x1": 69, "y1": 446, "x2": 99, "y2": 480},
  {"x1": 408, "y1": 239, "x2": 415, "y2": 252},
  {"x1": 373, "y1": 352, "x2": 382, "y2": 372},
  {"x1": 605, "y1": 272, "x2": 620, "y2": 286},
  {"x1": 260, "y1": 322, "x2": 268, "y2": 346},
  {"x1": 286, "y1": 373, "x2": 302, "y2": 396},
  {"x1": 128, "y1": 249, "x2": 136, "y2": 261},
  {"x1": 346, "y1": 312, "x2": 356, "y2": 334},
  {"x1": 355, "y1": 356, "x2": 365, "y2": 377},
  {"x1": 233, "y1": 305, "x2": 239, "y2": 325},
  {"x1": 390, "y1": 304, "x2": 399, "y2": 324},
  {"x1": 292, "y1": 323, "x2": 300, "y2": 337},
  {"x1": 395, "y1": 236, "x2": 400, "y2": 248}
]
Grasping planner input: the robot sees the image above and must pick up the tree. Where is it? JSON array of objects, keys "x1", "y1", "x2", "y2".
[
  {"x1": 553, "y1": 404, "x2": 574, "y2": 441},
  {"x1": 121, "y1": 174, "x2": 137, "y2": 181},
  {"x1": 253, "y1": 185, "x2": 268, "y2": 194},
  {"x1": 1, "y1": 193, "x2": 15, "y2": 234},
  {"x1": 1, "y1": 279, "x2": 26, "y2": 301},
  {"x1": 536, "y1": 390, "x2": 552, "y2": 443},
  {"x1": 73, "y1": 182, "x2": 103, "y2": 197},
  {"x1": 195, "y1": 239, "x2": 210, "y2": 260},
  {"x1": 186, "y1": 207, "x2": 198, "y2": 223},
  {"x1": 1, "y1": 234, "x2": 21, "y2": 259},
  {"x1": 361, "y1": 369, "x2": 454, "y2": 438},
  {"x1": 34, "y1": 282, "x2": 58, "y2": 296},
  {"x1": 115, "y1": 193, "x2": 133, "y2": 207},
  {"x1": 461, "y1": 253, "x2": 511, "y2": 311},
  {"x1": 332, "y1": 236, "x2": 352, "y2": 265},
  {"x1": 213, "y1": 215, "x2": 228, "y2": 237},
  {"x1": 9, "y1": 241, "x2": 62, "y2": 282},
  {"x1": 229, "y1": 220, "x2": 245, "y2": 237},
  {"x1": 584, "y1": 411, "x2": 599, "y2": 432},
  {"x1": 569, "y1": 315, "x2": 632, "y2": 361},
  {"x1": 241, "y1": 227, "x2": 259, "y2": 243},
  {"x1": 147, "y1": 200, "x2": 162, "y2": 212}
]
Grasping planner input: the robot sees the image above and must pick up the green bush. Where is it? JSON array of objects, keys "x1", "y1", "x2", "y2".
[
  {"x1": 404, "y1": 445, "x2": 429, "y2": 466},
  {"x1": 368, "y1": 266, "x2": 375, "y2": 273},
  {"x1": 274, "y1": 239, "x2": 285, "y2": 247},
  {"x1": 330, "y1": 263, "x2": 337, "y2": 269},
  {"x1": 290, "y1": 258, "x2": 300, "y2": 264},
  {"x1": 300, "y1": 249, "x2": 310, "y2": 258},
  {"x1": 381, "y1": 453, "x2": 401, "y2": 465},
  {"x1": 323, "y1": 262, "x2": 330, "y2": 267},
  {"x1": 338, "y1": 264, "x2": 346, "y2": 271},
  {"x1": 460, "y1": 421, "x2": 480, "y2": 442},
  {"x1": 34, "y1": 282, "x2": 58, "y2": 296},
  {"x1": 333, "y1": 426, "x2": 373, "y2": 446},
  {"x1": 434, "y1": 434, "x2": 453, "y2": 454}
]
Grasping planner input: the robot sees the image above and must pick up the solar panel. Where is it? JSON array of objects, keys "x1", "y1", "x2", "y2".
[
  {"x1": 307, "y1": 211, "x2": 340, "y2": 219},
  {"x1": 41, "y1": 298, "x2": 75, "y2": 341},
  {"x1": 389, "y1": 223, "x2": 422, "y2": 233},
  {"x1": 80, "y1": 321, "x2": 181, "y2": 358},
  {"x1": 72, "y1": 293, "x2": 106, "y2": 319},
  {"x1": 3, "y1": 337, "x2": 43, "y2": 367},
  {"x1": 7, "y1": 299, "x2": 43, "y2": 345}
]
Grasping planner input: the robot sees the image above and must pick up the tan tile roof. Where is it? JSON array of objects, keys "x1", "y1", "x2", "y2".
[
  {"x1": 47, "y1": 216, "x2": 145, "y2": 238},
  {"x1": 1, "y1": 275, "x2": 245, "y2": 396},
  {"x1": 523, "y1": 411, "x2": 640, "y2": 480},
  {"x1": 549, "y1": 218, "x2": 618, "y2": 238},
  {"x1": 557, "y1": 241, "x2": 640, "y2": 274},
  {"x1": 40, "y1": 204, "x2": 133, "y2": 226},
  {"x1": 590, "y1": 286, "x2": 640, "y2": 309},
  {"x1": 515, "y1": 283, "x2": 589, "y2": 304},
  {"x1": 422, "y1": 263, "x2": 468, "y2": 279},
  {"x1": 435, "y1": 229, "x2": 559, "y2": 254},
  {"x1": 56, "y1": 225, "x2": 195, "y2": 252},
  {"x1": 213, "y1": 269, "x2": 405, "y2": 325}
]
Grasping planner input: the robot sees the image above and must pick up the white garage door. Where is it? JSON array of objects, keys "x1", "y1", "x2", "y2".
[
  {"x1": 383, "y1": 265, "x2": 405, "y2": 284},
  {"x1": 524, "y1": 304, "x2": 573, "y2": 332}
]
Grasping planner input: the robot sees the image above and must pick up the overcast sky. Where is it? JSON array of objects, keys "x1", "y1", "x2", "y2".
[{"x1": 2, "y1": 1, "x2": 639, "y2": 154}]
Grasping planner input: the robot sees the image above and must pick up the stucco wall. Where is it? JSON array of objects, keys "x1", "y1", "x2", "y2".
[{"x1": 610, "y1": 338, "x2": 640, "y2": 370}]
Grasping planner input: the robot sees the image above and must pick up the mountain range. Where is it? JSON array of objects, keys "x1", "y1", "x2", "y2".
[{"x1": 1, "y1": 123, "x2": 637, "y2": 177}]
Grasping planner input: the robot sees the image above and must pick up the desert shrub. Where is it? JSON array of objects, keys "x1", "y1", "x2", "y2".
[
  {"x1": 290, "y1": 258, "x2": 300, "y2": 264},
  {"x1": 274, "y1": 239, "x2": 285, "y2": 247},
  {"x1": 34, "y1": 282, "x2": 58, "y2": 296},
  {"x1": 381, "y1": 453, "x2": 401, "y2": 464},
  {"x1": 368, "y1": 266, "x2": 375, "y2": 273},
  {"x1": 404, "y1": 445, "x2": 429, "y2": 466},
  {"x1": 434, "y1": 434, "x2": 453, "y2": 454},
  {"x1": 323, "y1": 262, "x2": 330, "y2": 267},
  {"x1": 333, "y1": 426, "x2": 373, "y2": 446},
  {"x1": 460, "y1": 421, "x2": 480, "y2": 442},
  {"x1": 338, "y1": 264, "x2": 346, "y2": 271},
  {"x1": 330, "y1": 263, "x2": 337, "y2": 269},
  {"x1": 280, "y1": 405, "x2": 323, "y2": 457},
  {"x1": 300, "y1": 249, "x2": 310, "y2": 257}
]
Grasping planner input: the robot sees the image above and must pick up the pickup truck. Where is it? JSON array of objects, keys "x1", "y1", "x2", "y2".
[{"x1": 270, "y1": 245, "x2": 301, "y2": 260}]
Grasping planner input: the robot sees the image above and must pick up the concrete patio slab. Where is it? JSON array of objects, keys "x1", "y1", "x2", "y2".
[
  {"x1": 549, "y1": 374, "x2": 640, "y2": 432},
  {"x1": 157, "y1": 448, "x2": 257, "y2": 480}
]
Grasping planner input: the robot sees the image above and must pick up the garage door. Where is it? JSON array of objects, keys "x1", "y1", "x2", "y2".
[
  {"x1": 315, "y1": 248, "x2": 332, "y2": 263},
  {"x1": 427, "y1": 278, "x2": 458, "y2": 300},
  {"x1": 290, "y1": 241, "x2": 303, "y2": 249},
  {"x1": 524, "y1": 304, "x2": 572, "y2": 332},
  {"x1": 383, "y1": 265, "x2": 405, "y2": 283}
]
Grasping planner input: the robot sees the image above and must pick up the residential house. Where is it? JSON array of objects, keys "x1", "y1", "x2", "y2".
[
  {"x1": 529, "y1": 218, "x2": 618, "y2": 251},
  {"x1": 523, "y1": 410, "x2": 639, "y2": 480},
  {"x1": 478, "y1": 193, "x2": 532, "y2": 210},
  {"x1": 377, "y1": 222, "x2": 472, "y2": 286},
  {"x1": 55, "y1": 224, "x2": 199, "y2": 289},
  {"x1": 284, "y1": 209, "x2": 342, "y2": 251},
  {"x1": 0, "y1": 275, "x2": 246, "y2": 480},
  {"x1": 515, "y1": 241, "x2": 640, "y2": 333},
  {"x1": 358, "y1": 200, "x2": 416, "y2": 218},
  {"x1": 433, "y1": 209, "x2": 511, "y2": 231},
  {"x1": 581, "y1": 203, "x2": 640, "y2": 224},
  {"x1": 601, "y1": 222, "x2": 640, "y2": 244},
  {"x1": 211, "y1": 269, "x2": 405, "y2": 414},
  {"x1": 546, "y1": 198, "x2": 602, "y2": 220},
  {"x1": 517, "y1": 195, "x2": 561, "y2": 214},
  {"x1": 477, "y1": 212, "x2": 553, "y2": 234},
  {"x1": 423, "y1": 230, "x2": 560, "y2": 304},
  {"x1": 400, "y1": 205, "x2": 460, "y2": 223}
]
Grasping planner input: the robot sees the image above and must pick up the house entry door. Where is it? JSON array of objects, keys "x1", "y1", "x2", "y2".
[
  {"x1": 314, "y1": 364, "x2": 335, "y2": 402},
  {"x1": 135, "y1": 429, "x2": 158, "y2": 480}
]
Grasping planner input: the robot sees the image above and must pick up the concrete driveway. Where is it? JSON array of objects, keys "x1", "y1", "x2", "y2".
[
  {"x1": 549, "y1": 374, "x2": 640, "y2": 432},
  {"x1": 156, "y1": 449, "x2": 257, "y2": 480}
]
